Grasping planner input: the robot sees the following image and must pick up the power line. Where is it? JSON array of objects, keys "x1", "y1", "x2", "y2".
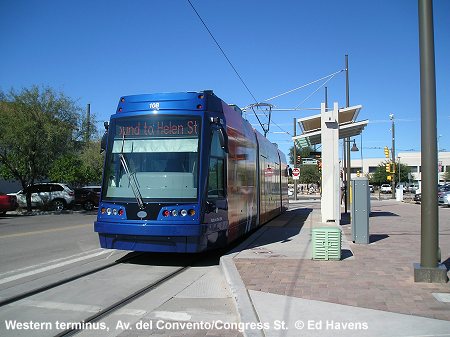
[{"x1": 186, "y1": 0, "x2": 258, "y2": 105}]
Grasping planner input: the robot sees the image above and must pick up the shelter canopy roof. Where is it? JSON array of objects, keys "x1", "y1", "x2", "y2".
[{"x1": 292, "y1": 105, "x2": 367, "y2": 148}]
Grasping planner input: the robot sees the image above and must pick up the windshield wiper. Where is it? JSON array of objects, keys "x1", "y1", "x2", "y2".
[{"x1": 119, "y1": 135, "x2": 145, "y2": 210}]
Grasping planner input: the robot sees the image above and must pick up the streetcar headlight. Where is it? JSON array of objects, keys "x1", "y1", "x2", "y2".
[
  {"x1": 106, "y1": 208, "x2": 112, "y2": 215},
  {"x1": 171, "y1": 209, "x2": 178, "y2": 216},
  {"x1": 112, "y1": 208, "x2": 118, "y2": 215},
  {"x1": 180, "y1": 209, "x2": 188, "y2": 216},
  {"x1": 162, "y1": 210, "x2": 170, "y2": 217},
  {"x1": 188, "y1": 209, "x2": 196, "y2": 216}
]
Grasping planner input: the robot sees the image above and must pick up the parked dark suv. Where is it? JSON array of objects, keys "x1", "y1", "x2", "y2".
[{"x1": 74, "y1": 186, "x2": 100, "y2": 211}]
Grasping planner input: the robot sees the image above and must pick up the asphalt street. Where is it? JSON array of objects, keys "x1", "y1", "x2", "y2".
[{"x1": 0, "y1": 212, "x2": 99, "y2": 275}]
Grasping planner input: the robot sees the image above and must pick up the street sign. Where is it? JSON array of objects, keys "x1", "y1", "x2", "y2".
[
  {"x1": 292, "y1": 168, "x2": 300, "y2": 180},
  {"x1": 265, "y1": 167, "x2": 274, "y2": 176}
]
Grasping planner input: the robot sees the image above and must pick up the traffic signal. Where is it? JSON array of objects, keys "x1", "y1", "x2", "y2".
[
  {"x1": 385, "y1": 162, "x2": 391, "y2": 173},
  {"x1": 317, "y1": 160, "x2": 322, "y2": 172},
  {"x1": 387, "y1": 175, "x2": 392, "y2": 181},
  {"x1": 356, "y1": 170, "x2": 360, "y2": 177},
  {"x1": 297, "y1": 155, "x2": 302, "y2": 165},
  {"x1": 390, "y1": 163, "x2": 396, "y2": 174},
  {"x1": 384, "y1": 146, "x2": 390, "y2": 158}
]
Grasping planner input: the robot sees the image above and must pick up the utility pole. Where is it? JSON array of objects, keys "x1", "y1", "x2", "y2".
[
  {"x1": 414, "y1": 0, "x2": 447, "y2": 283},
  {"x1": 86, "y1": 103, "x2": 91, "y2": 143},
  {"x1": 390, "y1": 114, "x2": 395, "y2": 199}
]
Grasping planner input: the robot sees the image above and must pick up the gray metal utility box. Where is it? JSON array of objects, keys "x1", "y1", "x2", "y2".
[{"x1": 351, "y1": 177, "x2": 370, "y2": 244}]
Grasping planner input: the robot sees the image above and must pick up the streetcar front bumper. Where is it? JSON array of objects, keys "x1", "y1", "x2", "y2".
[{"x1": 94, "y1": 220, "x2": 205, "y2": 253}]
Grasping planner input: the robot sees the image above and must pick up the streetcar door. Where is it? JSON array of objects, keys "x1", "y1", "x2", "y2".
[
  {"x1": 204, "y1": 127, "x2": 228, "y2": 246},
  {"x1": 206, "y1": 127, "x2": 227, "y2": 211}
]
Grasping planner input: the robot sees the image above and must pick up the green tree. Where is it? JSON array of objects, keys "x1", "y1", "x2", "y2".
[
  {"x1": 289, "y1": 146, "x2": 314, "y2": 166},
  {"x1": 369, "y1": 161, "x2": 411, "y2": 186},
  {"x1": 48, "y1": 155, "x2": 84, "y2": 186},
  {"x1": 370, "y1": 162, "x2": 390, "y2": 186},
  {"x1": 443, "y1": 170, "x2": 450, "y2": 183},
  {"x1": 298, "y1": 164, "x2": 321, "y2": 184},
  {"x1": 78, "y1": 140, "x2": 103, "y2": 185},
  {"x1": 0, "y1": 86, "x2": 80, "y2": 211},
  {"x1": 49, "y1": 141, "x2": 103, "y2": 187},
  {"x1": 396, "y1": 162, "x2": 412, "y2": 185}
]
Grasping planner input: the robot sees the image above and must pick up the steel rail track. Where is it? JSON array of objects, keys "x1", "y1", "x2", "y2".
[
  {"x1": 0, "y1": 252, "x2": 144, "y2": 307},
  {"x1": 55, "y1": 265, "x2": 190, "y2": 337}
]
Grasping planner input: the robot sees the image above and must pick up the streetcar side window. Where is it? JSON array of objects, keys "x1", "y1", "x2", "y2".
[{"x1": 207, "y1": 129, "x2": 225, "y2": 198}]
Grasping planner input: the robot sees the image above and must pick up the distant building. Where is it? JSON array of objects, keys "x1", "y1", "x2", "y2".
[{"x1": 349, "y1": 151, "x2": 450, "y2": 182}]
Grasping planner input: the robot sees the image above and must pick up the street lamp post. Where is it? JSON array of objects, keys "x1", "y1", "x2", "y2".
[
  {"x1": 438, "y1": 134, "x2": 442, "y2": 183},
  {"x1": 342, "y1": 138, "x2": 359, "y2": 208}
]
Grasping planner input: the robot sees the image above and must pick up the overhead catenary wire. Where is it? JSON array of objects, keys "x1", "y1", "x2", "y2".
[
  {"x1": 242, "y1": 69, "x2": 345, "y2": 139},
  {"x1": 245, "y1": 70, "x2": 344, "y2": 138},
  {"x1": 294, "y1": 71, "x2": 341, "y2": 109},
  {"x1": 263, "y1": 69, "x2": 345, "y2": 103},
  {"x1": 186, "y1": 0, "x2": 344, "y2": 144},
  {"x1": 186, "y1": 0, "x2": 259, "y2": 106}
]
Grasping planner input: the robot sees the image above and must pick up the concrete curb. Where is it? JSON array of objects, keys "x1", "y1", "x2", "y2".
[
  {"x1": 219, "y1": 255, "x2": 264, "y2": 337},
  {"x1": 219, "y1": 227, "x2": 272, "y2": 337}
]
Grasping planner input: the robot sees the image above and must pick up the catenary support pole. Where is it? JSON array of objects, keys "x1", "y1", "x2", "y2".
[
  {"x1": 345, "y1": 55, "x2": 351, "y2": 213},
  {"x1": 391, "y1": 115, "x2": 396, "y2": 199},
  {"x1": 293, "y1": 118, "x2": 297, "y2": 201},
  {"x1": 414, "y1": 0, "x2": 447, "y2": 283}
]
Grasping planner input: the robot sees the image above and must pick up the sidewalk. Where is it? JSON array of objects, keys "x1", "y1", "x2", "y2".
[{"x1": 220, "y1": 200, "x2": 450, "y2": 337}]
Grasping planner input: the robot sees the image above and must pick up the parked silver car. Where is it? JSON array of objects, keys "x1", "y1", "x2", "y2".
[
  {"x1": 438, "y1": 191, "x2": 450, "y2": 207},
  {"x1": 9, "y1": 183, "x2": 75, "y2": 211}
]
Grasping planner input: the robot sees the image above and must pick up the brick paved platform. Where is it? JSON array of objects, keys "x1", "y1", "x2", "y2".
[{"x1": 234, "y1": 200, "x2": 450, "y2": 321}]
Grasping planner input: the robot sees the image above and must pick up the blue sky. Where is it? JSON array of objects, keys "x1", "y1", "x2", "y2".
[{"x1": 1, "y1": 0, "x2": 449, "y2": 162}]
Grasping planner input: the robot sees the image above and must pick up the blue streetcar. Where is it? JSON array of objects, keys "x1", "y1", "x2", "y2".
[{"x1": 94, "y1": 91, "x2": 288, "y2": 252}]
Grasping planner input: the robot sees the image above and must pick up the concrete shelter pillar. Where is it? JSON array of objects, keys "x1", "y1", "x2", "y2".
[{"x1": 321, "y1": 102, "x2": 340, "y2": 223}]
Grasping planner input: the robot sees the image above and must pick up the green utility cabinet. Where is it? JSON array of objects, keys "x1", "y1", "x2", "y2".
[
  {"x1": 312, "y1": 227, "x2": 341, "y2": 260},
  {"x1": 351, "y1": 177, "x2": 370, "y2": 244}
]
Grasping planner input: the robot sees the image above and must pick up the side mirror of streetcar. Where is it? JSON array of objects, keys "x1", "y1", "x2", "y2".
[
  {"x1": 100, "y1": 121, "x2": 109, "y2": 154},
  {"x1": 100, "y1": 131, "x2": 108, "y2": 154}
]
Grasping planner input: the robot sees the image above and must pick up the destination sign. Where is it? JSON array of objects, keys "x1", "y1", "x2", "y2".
[{"x1": 116, "y1": 118, "x2": 199, "y2": 138}]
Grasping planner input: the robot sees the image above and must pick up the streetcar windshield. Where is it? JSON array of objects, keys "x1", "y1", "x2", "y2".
[{"x1": 103, "y1": 115, "x2": 201, "y2": 201}]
